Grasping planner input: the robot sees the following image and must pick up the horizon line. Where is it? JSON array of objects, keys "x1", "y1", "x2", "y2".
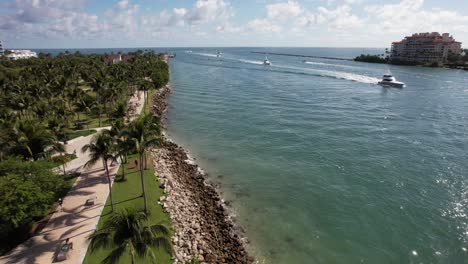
[{"x1": 12, "y1": 46, "x2": 391, "y2": 50}]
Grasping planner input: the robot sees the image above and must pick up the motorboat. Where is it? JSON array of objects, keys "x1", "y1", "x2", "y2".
[
  {"x1": 263, "y1": 57, "x2": 271, "y2": 65},
  {"x1": 378, "y1": 74, "x2": 405, "y2": 88},
  {"x1": 217, "y1": 51, "x2": 222, "y2": 58}
]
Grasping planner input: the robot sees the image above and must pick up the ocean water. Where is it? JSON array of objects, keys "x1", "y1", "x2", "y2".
[
  {"x1": 164, "y1": 48, "x2": 468, "y2": 263},
  {"x1": 37, "y1": 47, "x2": 468, "y2": 263}
]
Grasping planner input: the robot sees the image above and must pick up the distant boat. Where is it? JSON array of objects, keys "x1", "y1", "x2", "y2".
[
  {"x1": 217, "y1": 51, "x2": 222, "y2": 58},
  {"x1": 263, "y1": 56, "x2": 271, "y2": 65},
  {"x1": 378, "y1": 74, "x2": 405, "y2": 88}
]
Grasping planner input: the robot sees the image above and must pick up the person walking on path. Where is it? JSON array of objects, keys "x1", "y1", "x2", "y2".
[{"x1": 58, "y1": 198, "x2": 63, "y2": 212}]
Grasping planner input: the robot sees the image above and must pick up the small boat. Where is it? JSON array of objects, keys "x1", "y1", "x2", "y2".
[
  {"x1": 217, "y1": 51, "x2": 222, "y2": 58},
  {"x1": 263, "y1": 57, "x2": 271, "y2": 65},
  {"x1": 378, "y1": 74, "x2": 405, "y2": 88}
]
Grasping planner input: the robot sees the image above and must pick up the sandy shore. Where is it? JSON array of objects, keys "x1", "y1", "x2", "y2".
[{"x1": 150, "y1": 84, "x2": 254, "y2": 264}]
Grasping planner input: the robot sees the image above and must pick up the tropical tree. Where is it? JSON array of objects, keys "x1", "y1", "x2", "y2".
[
  {"x1": 82, "y1": 131, "x2": 116, "y2": 212},
  {"x1": 138, "y1": 79, "x2": 152, "y2": 113},
  {"x1": 126, "y1": 114, "x2": 161, "y2": 213},
  {"x1": 11, "y1": 121, "x2": 56, "y2": 161},
  {"x1": 109, "y1": 120, "x2": 132, "y2": 181},
  {"x1": 88, "y1": 208, "x2": 172, "y2": 264}
]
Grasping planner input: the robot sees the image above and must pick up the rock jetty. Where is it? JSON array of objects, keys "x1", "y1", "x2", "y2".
[{"x1": 151, "y1": 85, "x2": 253, "y2": 264}]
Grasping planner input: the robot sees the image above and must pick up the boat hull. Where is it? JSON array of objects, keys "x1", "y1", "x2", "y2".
[{"x1": 378, "y1": 81, "x2": 405, "y2": 88}]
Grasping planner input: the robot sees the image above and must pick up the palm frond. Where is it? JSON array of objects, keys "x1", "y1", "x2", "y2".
[
  {"x1": 149, "y1": 224, "x2": 170, "y2": 237},
  {"x1": 88, "y1": 229, "x2": 112, "y2": 251},
  {"x1": 149, "y1": 236, "x2": 173, "y2": 254},
  {"x1": 101, "y1": 243, "x2": 127, "y2": 264}
]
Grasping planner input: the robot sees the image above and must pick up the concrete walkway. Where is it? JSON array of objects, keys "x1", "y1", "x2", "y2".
[{"x1": 0, "y1": 91, "x2": 145, "y2": 264}]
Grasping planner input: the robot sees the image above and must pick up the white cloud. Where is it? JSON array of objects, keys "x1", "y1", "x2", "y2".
[
  {"x1": 0, "y1": 0, "x2": 103, "y2": 38},
  {"x1": 2, "y1": 0, "x2": 468, "y2": 47},
  {"x1": 216, "y1": 23, "x2": 243, "y2": 34},
  {"x1": 364, "y1": 0, "x2": 468, "y2": 35},
  {"x1": 317, "y1": 5, "x2": 363, "y2": 30},
  {"x1": 117, "y1": 0, "x2": 129, "y2": 10},
  {"x1": 295, "y1": 12, "x2": 316, "y2": 28},
  {"x1": 266, "y1": 0, "x2": 302, "y2": 21},
  {"x1": 186, "y1": 0, "x2": 233, "y2": 24},
  {"x1": 247, "y1": 19, "x2": 282, "y2": 33}
]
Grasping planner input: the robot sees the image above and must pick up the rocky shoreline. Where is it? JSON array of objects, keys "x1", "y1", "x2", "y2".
[{"x1": 150, "y1": 85, "x2": 254, "y2": 263}]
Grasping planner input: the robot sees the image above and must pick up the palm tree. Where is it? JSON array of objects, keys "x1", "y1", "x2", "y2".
[
  {"x1": 126, "y1": 114, "x2": 161, "y2": 213},
  {"x1": 88, "y1": 208, "x2": 172, "y2": 264},
  {"x1": 50, "y1": 142, "x2": 67, "y2": 175},
  {"x1": 86, "y1": 64, "x2": 107, "y2": 127},
  {"x1": 11, "y1": 120, "x2": 56, "y2": 161},
  {"x1": 138, "y1": 79, "x2": 152, "y2": 113},
  {"x1": 82, "y1": 131, "x2": 116, "y2": 212},
  {"x1": 109, "y1": 120, "x2": 132, "y2": 181}
]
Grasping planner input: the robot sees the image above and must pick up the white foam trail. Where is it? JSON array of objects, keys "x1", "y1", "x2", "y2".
[
  {"x1": 238, "y1": 59, "x2": 264, "y2": 65},
  {"x1": 304, "y1": 61, "x2": 358, "y2": 69},
  {"x1": 315, "y1": 69, "x2": 380, "y2": 84},
  {"x1": 192, "y1": 52, "x2": 218, "y2": 58},
  {"x1": 273, "y1": 64, "x2": 380, "y2": 84}
]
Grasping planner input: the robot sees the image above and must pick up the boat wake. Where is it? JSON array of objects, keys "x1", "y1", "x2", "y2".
[
  {"x1": 238, "y1": 59, "x2": 264, "y2": 65},
  {"x1": 315, "y1": 69, "x2": 380, "y2": 84},
  {"x1": 187, "y1": 55, "x2": 379, "y2": 84},
  {"x1": 191, "y1": 52, "x2": 219, "y2": 58},
  {"x1": 273, "y1": 64, "x2": 380, "y2": 84},
  {"x1": 303, "y1": 61, "x2": 359, "y2": 69}
]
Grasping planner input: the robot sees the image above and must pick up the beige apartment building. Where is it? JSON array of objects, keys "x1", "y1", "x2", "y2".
[{"x1": 390, "y1": 32, "x2": 462, "y2": 64}]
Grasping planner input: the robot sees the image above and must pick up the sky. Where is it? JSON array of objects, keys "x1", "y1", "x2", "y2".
[{"x1": 1, "y1": 0, "x2": 468, "y2": 49}]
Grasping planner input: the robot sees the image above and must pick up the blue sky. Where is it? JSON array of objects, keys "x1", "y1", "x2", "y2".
[{"x1": 1, "y1": 0, "x2": 468, "y2": 49}]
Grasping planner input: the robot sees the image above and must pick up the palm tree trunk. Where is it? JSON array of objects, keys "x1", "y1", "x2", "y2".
[
  {"x1": 120, "y1": 154, "x2": 126, "y2": 180},
  {"x1": 104, "y1": 160, "x2": 114, "y2": 212},
  {"x1": 139, "y1": 153, "x2": 148, "y2": 213},
  {"x1": 97, "y1": 93, "x2": 102, "y2": 127},
  {"x1": 60, "y1": 152, "x2": 66, "y2": 175}
]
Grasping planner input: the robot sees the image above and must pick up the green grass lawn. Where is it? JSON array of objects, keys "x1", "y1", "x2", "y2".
[
  {"x1": 74, "y1": 113, "x2": 112, "y2": 129},
  {"x1": 144, "y1": 89, "x2": 157, "y2": 113},
  {"x1": 83, "y1": 153, "x2": 172, "y2": 264},
  {"x1": 65, "y1": 129, "x2": 97, "y2": 141}
]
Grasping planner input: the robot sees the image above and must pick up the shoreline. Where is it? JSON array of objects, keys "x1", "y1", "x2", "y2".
[{"x1": 150, "y1": 82, "x2": 254, "y2": 263}]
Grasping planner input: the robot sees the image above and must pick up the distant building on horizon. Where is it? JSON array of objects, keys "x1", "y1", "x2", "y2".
[
  {"x1": 0, "y1": 40, "x2": 4, "y2": 56},
  {"x1": 6, "y1": 50, "x2": 38, "y2": 60},
  {"x1": 104, "y1": 54, "x2": 134, "y2": 65},
  {"x1": 390, "y1": 32, "x2": 462, "y2": 64}
]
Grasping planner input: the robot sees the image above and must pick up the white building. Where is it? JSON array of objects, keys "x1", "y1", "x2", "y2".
[
  {"x1": 390, "y1": 32, "x2": 462, "y2": 64},
  {"x1": 6, "y1": 50, "x2": 38, "y2": 60}
]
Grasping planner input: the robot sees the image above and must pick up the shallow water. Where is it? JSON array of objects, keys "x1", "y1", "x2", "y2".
[{"x1": 165, "y1": 48, "x2": 468, "y2": 263}]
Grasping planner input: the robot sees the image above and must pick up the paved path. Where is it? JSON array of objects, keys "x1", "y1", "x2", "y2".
[{"x1": 0, "y1": 91, "x2": 145, "y2": 264}]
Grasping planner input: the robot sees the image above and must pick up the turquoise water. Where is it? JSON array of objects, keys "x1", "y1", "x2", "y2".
[{"x1": 165, "y1": 48, "x2": 468, "y2": 263}]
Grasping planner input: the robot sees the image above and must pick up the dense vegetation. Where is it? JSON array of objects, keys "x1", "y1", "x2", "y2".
[
  {"x1": 354, "y1": 54, "x2": 388, "y2": 63},
  {"x1": 0, "y1": 158, "x2": 72, "y2": 253},
  {"x1": 0, "y1": 51, "x2": 169, "y2": 255}
]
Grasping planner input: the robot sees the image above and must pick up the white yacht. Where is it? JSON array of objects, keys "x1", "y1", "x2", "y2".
[
  {"x1": 217, "y1": 51, "x2": 222, "y2": 58},
  {"x1": 378, "y1": 74, "x2": 405, "y2": 88},
  {"x1": 263, "y1": 56, "x2": 271, "y2": 65}
]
